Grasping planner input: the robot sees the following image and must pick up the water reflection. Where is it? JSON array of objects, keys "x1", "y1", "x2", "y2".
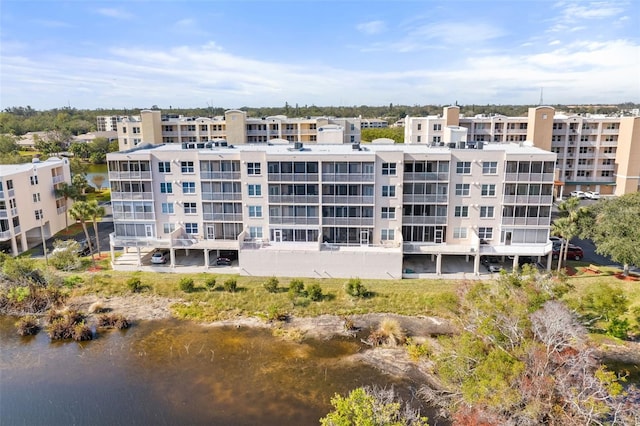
[{"x1": 0, "y1": 317, "x2": 422, "y2": 425}]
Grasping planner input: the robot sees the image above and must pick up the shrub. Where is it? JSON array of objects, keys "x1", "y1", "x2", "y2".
[
  {"x1": 63, "y1": 275, "x2": 84, "y2": 288},
  {"x1": 72, "y1": 323, "x2": 93, "y2": 341},
  {"x1": 223, "y1": 278, "x2": 237, "y2": 293},
  {"x1": 366, "y1": 317, "x2": 405, "y2": 347},
  {"x1": 606, "y1": 318, "x2": 630, "y2": 339},
  {"x1": 179, "y1": 277, "x2": 195, "y2": 293},
  {"x1": 263, "y1": 276, "x2": 279, "y2": 293},
  {"x1": 288, "y1": 279, "x2": 305, "y2": 298},
  {"x1": 127, "y1": 277, "x2": 143, "y2": 293},
  {"x1": 345, "y1": 278, "x2": 369, "y2": 298},
  {"x1": 406, "y1": 338, "x2": 431, "y2": 361},
  {"x1": 47, "y1": 310, "x2": 92, "y2": 341},
  {"x1": 15, "y1": 315, "x2": 39, "y2": 336},
  {"x1": 97, "y1": 313, "x2": 131, "y2": 329},
  {"x1": 205, "y1": 276, "x2": 217, "y2": 291},
  {"x1": 307, "y1": 283, "x2": 323, "y2": 301},
  {"x1": 267, "y1": 305, "x2": 289, "y2": 322}
]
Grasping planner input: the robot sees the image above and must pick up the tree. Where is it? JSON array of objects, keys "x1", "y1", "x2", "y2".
[
  {"x1": 54, "y1": 182, "x2": 80, "y2": 230},
  {"x1": 551, "y1": 197, "x2": 585, "y2": 270},
  {"x1": 87, "y1": 200, "x2": 105, "y2": 256},
  {"x1": 69, "y1": 201, "x2": 95, "y2": 264},
  {"x1": 581, "y1": 192, "x2": 640, "y2": 276},
  {"x1": 0, "y1": 134, "x2": 19, "y2": 154},
  {"x1": 71, "y1": 174, "x2": 89, "y2": 198}
]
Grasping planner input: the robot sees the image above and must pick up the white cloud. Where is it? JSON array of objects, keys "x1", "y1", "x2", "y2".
[
  {"x1": 97, "y1": 8, "x2": 133, "y2": 20},
  {"x1": 356, "y1": 20, "x2": 386, "y2": 35}
]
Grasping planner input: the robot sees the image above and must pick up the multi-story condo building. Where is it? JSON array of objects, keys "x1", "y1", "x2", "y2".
[
  {"x1": 0, "y1": 157, "x2": 71, "y2": 255},
  {"x1": 360, "y1": 118, "x2": 389, "y2": 129},
  {"x1": 107, "y1": 136, "x2": 555, "y2": 279},
  {"x1": 116, "y1": 110, "x2": 361, "y2": 151},
  {"x1": 405, "y1": 106, "x2": 640, "y2": 196},
  {"x1": 96, "y1": 115, "x2": 127, "y2": 132}
]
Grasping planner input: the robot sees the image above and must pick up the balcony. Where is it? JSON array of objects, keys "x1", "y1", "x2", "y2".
[
  {"x1": 111, "y1": 191, "x2": 153, "y2": 200},
  {"x1": 113, "y1": 212, "x2": 155, "y2": 221},
  {"x1": 268, "y1": 195, "x2": 320, "y2": 204},
  {"x1": 267, "y1": 173, "x2": 319, "y2": 182},
  {"x1": 504, "y1": 173, "x2": 554, "y2": 182},
  {"x1": 52, "y1": 175, "x2": 65, "y2": 184},
  {"x1": 501, "y1": 216, "x2": 552, "y2": 226},
  {"x1": 202, "y1": 213, "x2": 243, "y2": 222},
  {"x1": 321, "y1": 173, "x2": 375, "y2": 182},
  {"x1": 403, "y1": 194, "x2": 448, "y2": 203},
  {"x1": 57, "y1": 206, "x2": 67, "y2": 215},
  {"x1": 503, "y1": 195, "x2": 553, "y2": 204},
  {"x1": 200, "y1": 171, "x2": 241, "y2": 180},
  {"x1": 201, "y1": 192, "x2": 242, "y2": 201},
  {"x1": 108, "y1": 171, "x2": 152, "y2": 180},
  {"x1": 0, "y1": 230, "x2": 12, "y2": 240},
  {"x1": 270, "y1": 216, "x2": 320, "y2": 225},
  {"x1": 401, "y1": 216, "x2": 447, "y2": 225},
  {"x1": 402, "y1": 172, "x2": 449, "y2": 181},
  {"x1": 321, "y1": 217, "x2": 374, "y2": 226},
  {"x1": 321, "y1": 195, "x2": 374, "y2": 204}
]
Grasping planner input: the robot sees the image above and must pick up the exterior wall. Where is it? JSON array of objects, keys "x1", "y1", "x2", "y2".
[
  {"x1": 0, "y1": 158, "x2": 71, "y2": 255},
  {"x1": 527, "y1": 106, "x2": 554, "y2": 151},
  {"x1": 443, "y1": 106, "x2": 460, "y2": 127},
  {"x1": 140, "y1": 110, "x2": 162, "y2": 145},
  {"x1": 615, "y1": 117, "x2": 640, "y2": 195}
]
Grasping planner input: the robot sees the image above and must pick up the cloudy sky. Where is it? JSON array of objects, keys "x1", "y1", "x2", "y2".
[{"x1": 1, "y1": 0, "x2": 638, "y2": 110}]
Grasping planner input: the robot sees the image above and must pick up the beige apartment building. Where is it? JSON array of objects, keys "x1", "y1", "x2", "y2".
[
  {"x1": 115, "y1": 110, "x2": 361, "y2": 151},
  {"x1": 0, "y1": 157, "x2": 71, "y2": 255},
  {"x1": 405, "y1": 106, "x2": 640, "y2": 196},
  {"x1": 97, "y1": 115, "x2": 128, "y2": 132},
  {"x1": 107, "y1": 138, "x2": 555, "y2": 279}
]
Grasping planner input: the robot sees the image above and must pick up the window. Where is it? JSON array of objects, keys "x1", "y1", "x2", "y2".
[
  {"x1": 454, "y1": 206, "x2": 469, "y2": 217},
  {"x1": 247, "y1": 162, "x2": 261, "y2": 175},
  {"x1": 481, "y1": 184, "x2": 496, "y2": 196},
  {"x1": 132, "y1": 127, "x2": 140, "y2": 134},
  {"x1": 482, "y1": 161, "x2": 497, "y2": 174},
  {"x1": 248, "y1": 205, "x2": 262, "y2": 217},
  {"x1": 248, "y1": 184, "x2": 262, "y2": 196},
  {"x1": 601, "y1": 171, "x2": 612, "y2": 177},
  {"x1": 381, "y1": 207, "x2": 395, "y2": 219},
  {"x1": 159, "y1": 162, "x2": 171, "y2": 173},
  {"x1": 417, "y1": 136, "x2": 421, "y2": 143},
  {"x1": 381, "y1": 229, "x2": 395, "y2": 240},
  {"x1": 249, "y1": 226, "x2": 263, "y2": 239},
  {"x1": 32, "y1": 193, "x2": 41, "y2": 202},
  {"x1": 417, "y1": 123, "x2": 422, "y2": 130},
  {"x1": 163, "y1": 223, "x2": 175, "y2": 233},
  {"x1": 160, "y1": 182, "x2": 173, "y2": 194},
  {"x1": 478, "y1": 227, "x2": 493, "y2": 239},
  {"x1": 456, "y1": 161, "x2": 471, "y2": 174},
  {"x1": 455, "y1": 183, "x2": 470, "y2": 196},
  {"x1": 184, "y1": 202, "x2": 197, "y2": 214},
  {"x1": 432, "y1": 136, "x2": 441, "y2": 143},
  {"x1": 480, "y1": 206, "x2": 494, "y2": 218},
  {"x1": 6, "y1": 180, "x2": 13, "y2": 190},
  {"x1": 453, "y1": 227, "x2": 467, "y2": 239},
  {"x1": 182, "y1": 182, "x2": 196, "y2": 194},
  {"x1": 382, "y1": 185, "x2": 396, "y2": 197},
  {"x1": 185, "y1": 223, "x2": 198, "y2": 234},
  {"x1": 433, "y1": 124, "x2": 442, "y2": 131},
  {"x1": 161, "y1": 203, "x2": 174, "y2": 214},
  {"x1": 35, "y1": 209, "x2": 43, "y2": 220},
  {"x1": 181, "y1": 161, "x2": 194, "y2": 173},
  {"x1": 30, "y1": 176, "x2": 38, "y2": 185},
  {"x1": 382, "y1": 163, "x2": 397, "y2": 176}
]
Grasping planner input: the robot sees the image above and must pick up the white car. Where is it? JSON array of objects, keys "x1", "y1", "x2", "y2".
[
  {"x1": 151, "y1": 250, "x2": 169, "y2": 264},
  {"x1": 570, "y1": 190, "x2": 585, "y2": 199},
  {"x1": 584, "y1": 191, "x2": 600, "y2": 199}
]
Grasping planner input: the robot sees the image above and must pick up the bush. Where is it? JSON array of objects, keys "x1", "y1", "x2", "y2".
[
  {"x1": 15, "y1": 315, "x2": 39, "y2": 336},
  {"x1": 288, "y1": 279, "x2": 305, "y2": 299},
  {"x1": 345, "y1": 278, "x2": 369, "y2": 298},
  {"x1": 267, "y1": 305, "x2": 289, "y2": 322},
  {"x1": 205, "y1": 276, "x2": 217, "y2": 291},
  {"x1": 606, "y1": 318, "x2": 630, "y2": 339},
  {"x1": 263, "y1": 276, "x2": 279, "y2": 293},
  {"x1": 179, "y1": 277, "x2": 195, "y2": 293},
  {"x1": 223, "y1": 278, "x2": 237, "y2": 293},
  {"x1": 127, "y1": 277, "x2": 143, "y2": 293},
  {"x1": 63, "y1": 275, "x2": 84, "y2": 288},
  {"x1": 47, "y1": 310, "x2": 92, "y2": 341},
  {"x1": 406, "y1": 338, "x2": 431, "y2": 361},
  {"x1": 366, "y1": 317, "x2": 405, "y2": 347},
  {"x1": 97, "y1": 313, "x2": 131, "y2": 329},
  {"x1": 49, "y1": 242, "x2": 82, "y2": 271},
  {"x1": 307, "y1": 283, "x2": 324, "y2": 301}
]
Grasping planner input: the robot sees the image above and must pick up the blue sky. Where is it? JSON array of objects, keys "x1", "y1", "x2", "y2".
[{"x1": 1, "y1": 0, "x2": 638, "y2": 110}]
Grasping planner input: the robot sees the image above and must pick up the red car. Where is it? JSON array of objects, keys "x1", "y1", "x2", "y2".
[{"x1": 552, "y1": 245, "x2": 584, "y2": 261}]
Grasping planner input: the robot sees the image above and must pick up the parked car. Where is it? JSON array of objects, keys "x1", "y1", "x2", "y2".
[
  {"x1": 553, "y1": 245, "x2": 584, "y2": 260},
  {"x1": 570, "y1": 190, "x2": 586, "y2": 199},
  {"x1": 216, "y1": 257, "x2": 232, "y2": 266},
  {"x1": 584, "y1": 191, "x2": 600, "y2": 199},
  {"x1": 151, "y1": 249, "x2": 169, "y2": 264}
]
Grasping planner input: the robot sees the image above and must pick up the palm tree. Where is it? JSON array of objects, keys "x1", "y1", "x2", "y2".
[
  {"x1": 69, "y1": 201, "x2": 95, "y2": 265},
  {"x1": 551, "y1": 217, "x2": 577, "y2": 272},
  {"x1": 54, "y1": 182, "x2": 79, "y2": 231},
  {"x1": 87, "y1": 200, "x2": 105, "y2": 257}
]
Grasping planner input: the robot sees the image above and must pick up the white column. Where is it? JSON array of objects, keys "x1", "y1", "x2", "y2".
[
  {"x1": 474, "y1": 254, "x2": 480, "y2": 276},
  {"x1": 436, "y1": 253, "x2": 442, "y2": 275},
  {"x1": 512, "y1": 255, "x2": 519, "y2": 271},
  {"x1": 204, "y1": 249, "x2": 209, "y2": 267},
  {"x1": 136, "y1": 246, "x2": 141, "y2": 266}
]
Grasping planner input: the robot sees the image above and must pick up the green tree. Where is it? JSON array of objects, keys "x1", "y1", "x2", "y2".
[
  {"x1": 581, "y1": 192, "x2": 640, "y2": 276},
  {"x1": 0, "y1": 134, "x2": 19, "y2": 154},
  {"x1": 69, "y1": 201, "x2": 95, "y2": 264},
  {"x1": 87, "y1": 200, "x2": 105, "y2": 256},
  {"x1": 551, "y1": 197, "x2": 585, "y2": 270},
  {"x1": 72, "y1": 174, "x2": 89, "y2": 197},
  {"x1": 54, "y1": 182, "x2": 80, "y2": 230}
]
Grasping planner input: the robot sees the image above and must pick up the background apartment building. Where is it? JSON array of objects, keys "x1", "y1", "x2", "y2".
[
  {"x1": 115, "y1": 110, "x2": 361, "y2": 151},
  {"x1": 107, "y1": 139, "x2": 555, "y2": 279},
  {"x1": 0, "y1": 157, "x2": 71, "y2": 255},
  {"x1": 405, "y1": 106, "x2": 640, "y2": 196},
  {"x1": 96, "y1": 115, "x2": 127, "y2": 132}
]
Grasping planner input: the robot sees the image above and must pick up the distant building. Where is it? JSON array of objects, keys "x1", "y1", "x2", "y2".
[
  {"x1": 0, "y1": 157, "x2": 72, "y2": 255},
  {"x1": 360, "y1": 118, "x2": 388, "y2": 129},
  {"x1": 15, "y1": 131, "x2": 48, "y2": 149},
  {"x1": 115, "y1": 110, "x2": 361, "y2": 151},
  {"x1": 73, "y1": 131, "x2": 118, "y2": 144},
  {"x1": 97, "y1": 115, "x2": 127, "y2": 132},
  {"x1": 405, "y1": 106, "x2": 640, "y2": 196}
]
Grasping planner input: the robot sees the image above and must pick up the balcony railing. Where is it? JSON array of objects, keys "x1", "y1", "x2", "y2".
[
  {"x1": 269, "y1": 216, "x2": 320, "y2": 225},
  {"x1": 0, "y1": 230, "x2": 12, "y2": 240},
  {"x1": 108, "y1": 171, "x2": 152, "y2": 180},
  {"x1": 402, "y1": 216, "x2": 447, "y2": 225},
  {"x1": 321, "y1": 195, "x2": 374, "y2": 204},
  {"x1": 504, "y1": 173, "x2": 554, "y2": 182},
  {"x1": 52, "y1": 175, "x2": 65, "y2": 184},
  {"x1": 503, "y1": 195, "x2": 553, "y2": 204},
  {"x1": 200, "y1": 171, "x2": 241, "y2": 180},
  {"x1": 403, "y1": 194, "x2": 448, "y2": 203},
  {"x1": 113, "y1": 212, "x2": 155, "y2": 221},
  {"x1": 321, "y1": 173, "x2": 375, "y2": 182},
  {"x1": 268, "y1": 195, "x2": 320, "y2": 203},
  {"x1": 267, "y1": 173, "x2": 319, "y2": 182},
  {"x1": 402, "y1": 172, "x2": 449, "y2": 181},
  {"x1": 501, "y1": 216, "x2": 552, "y2": 226},
  {"x1": 111, "y1": 191, "x2": 153, "y2": 200},
  {"x1": 201, "y1": 192, "x2": 242, "y2": 201},
  {"x1": 202, "y1": 213, "x2": 243, "y2": 222},
  {"x1": 57, "y1": 206, "x2": 67, "y2": 215},
  {"x1": 321, "y1": 217, "x2": 374, "y2": 226}
]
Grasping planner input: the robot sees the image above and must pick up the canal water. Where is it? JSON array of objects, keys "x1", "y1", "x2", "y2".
[
  {"x1": 86, "y1": 163, "x2": 109, "y2": 189},
  {"x1": 0, "y1": 316, "x2": 428, "y2": 425}
]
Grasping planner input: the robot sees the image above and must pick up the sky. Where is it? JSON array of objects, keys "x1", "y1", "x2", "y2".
[{"x1": 1, "y1": 0, "x2": 639, "y2": 110}]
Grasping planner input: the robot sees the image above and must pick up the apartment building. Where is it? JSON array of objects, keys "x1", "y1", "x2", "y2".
[
  {"x1": 360, "y1": 118, "x2": 389, "y2": 129},
  {"x1": 0, "y1": 157, "x2": 72, "y2": 255},
  {"x1": 97, "y1": 115, "x2": 127, "y2": 132},
  {"x1": 405, "y1": 106, "x2": 640, "y2": 196},
  {"x1": 116, "y1": 110, "x2": 361, "y2": 151},
  {"x1": 107, "y1": 138, "x2": 555, "y2": 279}
]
